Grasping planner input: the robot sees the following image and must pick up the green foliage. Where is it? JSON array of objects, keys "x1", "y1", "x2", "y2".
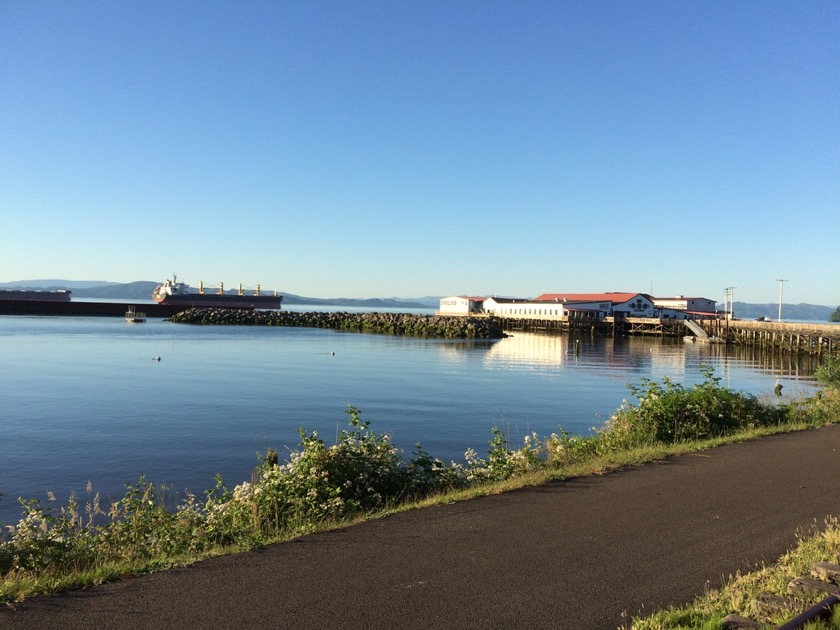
[
  {"x1": 598, "y1": 365, "x2": 788, "y2": 448},
  {"x1": 202, "y1": 406, "x2": 468, "y2": 546},
  {"x1": 465, "y1": 427, "x2": 544, "y2": 481},
  {"x1": 544, "y1": 428, "x2": 598, "y2": 466},
  {"x1": 1, "y1": 487, "x2": 104, "y2": 575},
  {"x1": 103, "y1": 479, "x2": 203, "y2": 560},
  {"x1": 829, "y1": 306, "x2": 840, "y2": 323},
  {"x1": 815, "y1": 355, "x2": 840, "y2": 390}
]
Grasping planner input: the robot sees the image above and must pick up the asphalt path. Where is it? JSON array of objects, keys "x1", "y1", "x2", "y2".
[{"x1": 2, "y1": 425, "x2": 839, "y2": 630}]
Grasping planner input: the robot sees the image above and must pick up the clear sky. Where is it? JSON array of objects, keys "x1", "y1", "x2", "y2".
[{"x1": 2, "y1": 1, "x2": 838, "y2": 304}]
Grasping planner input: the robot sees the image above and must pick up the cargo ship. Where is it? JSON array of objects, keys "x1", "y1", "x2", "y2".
[
  {"x1": 151, "y1": 276, "x2": 283, "y2": 309},
  {"x1": 0, "y1": 289, "x2": 72, "y2": 302}
]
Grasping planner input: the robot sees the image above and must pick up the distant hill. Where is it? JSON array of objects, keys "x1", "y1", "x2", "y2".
[
  {"x1": 276, "y1": 294, "x2": 431, "y2": 309},
  {"x1": 0, "y1": 279, "x2": 117, "y2": 290},
  {"x1": 723, "y1": 302, "x2": 837, "y2": 322},
  {"x1": 384, "y1": 295, "x2": 442, "y2": 308},
  {"x1": 73, "y1": 281, "x2": 159, "y2": 299}
]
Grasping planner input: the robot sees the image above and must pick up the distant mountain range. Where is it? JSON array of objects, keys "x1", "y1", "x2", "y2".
[
  {"x1": 0, "y1": 279, "x2": 119, "y2": 289},
  {"x1": 1, "y1": 280, "x2": 836, "y2": 320},
  {"x1": 721, "y1": 302, "x2": 837, "y2": 323}
]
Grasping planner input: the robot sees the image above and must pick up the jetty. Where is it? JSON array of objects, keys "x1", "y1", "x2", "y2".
[
  {"x1": 169, "y1": 308, "x2": 506, "y2": 339},
  {"x1": 0, "y1": 299, "x2": 195, "y2": 318}
]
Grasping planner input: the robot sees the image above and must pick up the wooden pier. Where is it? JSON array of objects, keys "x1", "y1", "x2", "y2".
[
  {"x1": 698, "y1": 319, "x2": 838, "y2": 355},
  {"x1": 494, "y1": 314, "x2": 839, "y2": 355},
  {"x1": 498, "y1": 315, "x2": 689, "y2": 338}
]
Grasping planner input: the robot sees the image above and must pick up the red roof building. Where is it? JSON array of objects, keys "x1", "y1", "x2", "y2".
[{"x1": 534, "y1": 292, "x2": 644, "y2": 304}]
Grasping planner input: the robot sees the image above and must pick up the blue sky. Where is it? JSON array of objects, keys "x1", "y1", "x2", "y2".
[{"x1": 2, "y1": 1, "x2": 838, "y2": 304}]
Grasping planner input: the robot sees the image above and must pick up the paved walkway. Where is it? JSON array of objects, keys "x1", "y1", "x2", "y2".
[{"x1": 2, "y1": 425, "x2": 840, "y2": 629}]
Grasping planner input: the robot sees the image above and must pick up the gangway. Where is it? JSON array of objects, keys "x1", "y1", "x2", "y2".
[{"x1": 683, "y1": 319, "x2": 709, "y2": 339}]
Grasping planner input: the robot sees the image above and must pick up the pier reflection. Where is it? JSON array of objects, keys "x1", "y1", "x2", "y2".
[
  {"x1": 462, "y1": 332, "x2": 820, "y2": 384},
  {"x1": 479, "y1": 333, "x2": 691, "y2": 374},
  {"x1": 701, "y1": 342, "x2": 820, "y2": 381}
]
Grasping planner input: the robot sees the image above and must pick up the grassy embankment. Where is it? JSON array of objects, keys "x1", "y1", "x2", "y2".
[
  {"x1": 1, "y1": 357, "x2": 839, "y2": 624},
  {"x1": 626, "y1": 356, "x2": 840, "y2": 630}
]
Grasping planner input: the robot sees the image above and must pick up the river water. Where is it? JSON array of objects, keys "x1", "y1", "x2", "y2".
[{"x1": 0, "y1": 312, "x2": 822, "y2": 526}]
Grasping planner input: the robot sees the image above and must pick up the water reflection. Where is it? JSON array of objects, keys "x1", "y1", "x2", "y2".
[
  {"x1": 702, "y1": 342, "x2": 821, "y2": 380},
  {"x1": 431, "y1": 338, "x2": 501, "y2": 364},
  {"x1": 475, "y1": 332, "x2": 819, "y2": 392}
]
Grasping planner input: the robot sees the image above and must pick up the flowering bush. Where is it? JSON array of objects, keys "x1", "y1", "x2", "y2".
[
  {"x1": 187, "y1": 406, "x2": 468, "y2": 546},
  {"x1": 465, "y1": 428, "x2": 546, "y2": 481},
  {"x1": 544, "y1": 429, "x2": 598, "y2": 467},
  {"x1": 2, "y1": 487, "x2": 103, "y2": 574}
]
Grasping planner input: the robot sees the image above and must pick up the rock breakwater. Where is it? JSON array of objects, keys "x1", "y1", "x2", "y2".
[{"x1": 169, "y1": 308, "x2": 507, "y2": 339}]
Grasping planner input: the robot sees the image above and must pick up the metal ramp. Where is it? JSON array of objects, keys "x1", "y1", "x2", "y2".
[{"x1": 683, "y1": 319, "x2": 709, "y2": 339}]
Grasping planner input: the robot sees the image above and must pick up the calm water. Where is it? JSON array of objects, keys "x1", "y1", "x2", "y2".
[{"x1": 0, "y1": 314, "x2": 822, "y2": 525}]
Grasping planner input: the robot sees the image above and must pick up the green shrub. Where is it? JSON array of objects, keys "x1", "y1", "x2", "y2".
[
  {"x1": 201, "y1": 405, "x2": 466, "y2": 544},
  {"x1": 815, "y1": 354, "x2": 840, "y2": 390},
  {"x1": 2, "y1": 489, "x2": 103, "y2": 574},
  {"x1": 598, "y1": 366, "x2": 788, "y2": 448},
  {"x1": 544, "y1": 429, "x2": 598, "y2": 466},
  {"x1": 103, "y1": 479, "x2": 199, "y2": 561},
  {"x1": 465, "y1": 427, "x2": 546, "y2": 481}
]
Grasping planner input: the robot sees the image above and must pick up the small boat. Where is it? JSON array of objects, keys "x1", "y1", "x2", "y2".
[
  {"x1": 125, "y1": 306, "x2": 146, "y2": 323},
  {"x1": 683, "y1": 335, "x2": 696, "y2": 343},
  {"x1": 698, "y1": 336, "x2": 726, "y2": 344}
]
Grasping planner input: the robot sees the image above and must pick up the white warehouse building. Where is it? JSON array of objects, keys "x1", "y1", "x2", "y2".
[
  {"x1": 440, "y1": 292, "x2": 716, "y2": 320},
  {"x1": 652, "y1": 295, "x2": 717, "y2": 317},
  {"x1": 437, "y1": 296, "x2": 486, "y2": 316}
]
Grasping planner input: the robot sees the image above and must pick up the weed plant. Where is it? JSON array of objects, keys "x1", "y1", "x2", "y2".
[{"x1": 1, "y1": 367, "x2": 837, "y2": 608}]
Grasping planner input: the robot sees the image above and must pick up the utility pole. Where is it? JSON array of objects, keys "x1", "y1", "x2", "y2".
[
  {"x1": 776, "y1": 279, "x2": 788, "y2": 322},
  {"x1": 723, "y1": 286, "x2": 735, "y2": 319}
]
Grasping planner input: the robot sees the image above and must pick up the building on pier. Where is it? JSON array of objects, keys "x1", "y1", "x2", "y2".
[
  {"x1": 436, "y1": 293, "x2": 836, "y2": 353},
  {"x1": 440, "y1": 292, "x2": 716, "y2": 321},
  {"x1": 651, "y1": 295, "x2": 717, "y2": 318},
  {"x1": 483, "y1": 296, "x2": 602, "y2": 319},
  {"x1": 534, "y1": 292, "x2": 657, "y2": 318},
  {"x1": 437, "y1": 296, "x2": 487, "y2": 316}
]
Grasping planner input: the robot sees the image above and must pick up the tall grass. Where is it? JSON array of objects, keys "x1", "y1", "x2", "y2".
[{"x1": 2, "y1": 366, "x2": 838, "y2": 605}]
